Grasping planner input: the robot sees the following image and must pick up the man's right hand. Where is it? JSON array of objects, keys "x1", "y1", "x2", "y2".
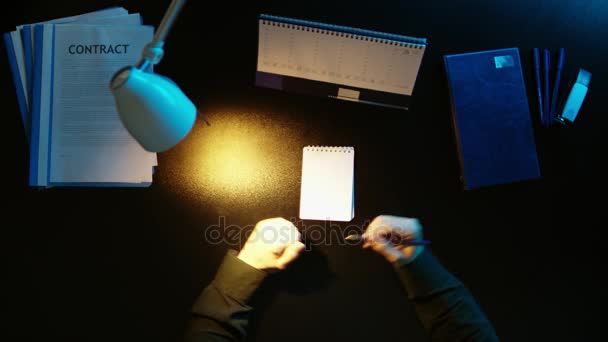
[{"x1": 363, "y1": 215, "x2": 425, "y2": 264}]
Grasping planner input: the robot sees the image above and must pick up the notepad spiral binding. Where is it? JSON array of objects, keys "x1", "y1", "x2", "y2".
[
  {"x1": 260, "y1": 14, "x2": 426, "y2": 49},
  {"x1": 304, "y1": 146, "x2": 354, "y2": 153}
]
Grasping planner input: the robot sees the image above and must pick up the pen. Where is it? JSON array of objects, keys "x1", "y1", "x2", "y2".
[
  {"x1": 550, "y1": 48, "x2": 565, "y2": 124},
  {"x1": 345, "y1": 234, "x2": 431, "y2": 246},
  {"x1": 543, "y1": 49, "x2": 551, "y2": 127},
  {"x1": 533, "y1": 48, "x2": 544, "y2": 126}
]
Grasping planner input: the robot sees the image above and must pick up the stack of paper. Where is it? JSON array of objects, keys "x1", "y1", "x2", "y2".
[{"x1": 3, "y1": 7, "x2": 157, "y2": 187}]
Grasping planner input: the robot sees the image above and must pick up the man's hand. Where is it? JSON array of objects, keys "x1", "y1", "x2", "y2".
[
  {"x1": 237, "y1": 218, "x2": 305, "y2": 271},
  {"x1": 363, "y1": 215, "x2": 425, "y2": 264}
]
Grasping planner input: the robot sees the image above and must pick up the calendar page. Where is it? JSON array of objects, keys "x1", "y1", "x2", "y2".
[{"x1": 257, "y1": 15, "x2": 426, "y2": 96}]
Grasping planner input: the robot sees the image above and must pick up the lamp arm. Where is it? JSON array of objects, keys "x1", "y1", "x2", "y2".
[{"x1": 137, "y1": 0, "x2": 188, "y2": 70}]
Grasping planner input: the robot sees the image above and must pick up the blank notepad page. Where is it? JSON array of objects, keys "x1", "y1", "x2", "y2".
[{"x1": 299, "y1": 146, "x2": 355, "y2": 222}]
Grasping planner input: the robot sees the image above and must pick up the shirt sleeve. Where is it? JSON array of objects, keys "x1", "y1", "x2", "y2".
[
  {"x1": 185, "y1": 250, "x2": 267, "y2": 342},
  {"x1": 393, "y1": 249, "x2": 500, "y2": 342}
]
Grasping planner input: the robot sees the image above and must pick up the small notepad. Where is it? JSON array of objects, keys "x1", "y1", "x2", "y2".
[{"x1": 299, "y1": 146, "x2": 355, "y2": 222}]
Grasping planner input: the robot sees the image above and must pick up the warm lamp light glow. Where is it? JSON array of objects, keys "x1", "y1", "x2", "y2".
[
  {"x1": 201, "y1": 129, "x2": 267, "y2": 194},
  {"x1": 174, "y1": 110, "x2": 303, "y2": 209}
]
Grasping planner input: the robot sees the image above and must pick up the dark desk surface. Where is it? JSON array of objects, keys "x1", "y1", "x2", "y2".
[{"x1": 2, "y1": 0, "x2": 606, "y2": 341}]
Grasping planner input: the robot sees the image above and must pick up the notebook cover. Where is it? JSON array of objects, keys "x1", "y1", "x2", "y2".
[{"x1": 443, "y1": 48, "x2": 541, "y2": 189}]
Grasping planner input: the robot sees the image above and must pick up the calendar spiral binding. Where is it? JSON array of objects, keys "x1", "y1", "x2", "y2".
[
  {"x1": 260, "y1": 14, "x2": 426, "y2": 49},
  {"x1": 304, "y1": 146, "x2": 354, "y2": 153}
]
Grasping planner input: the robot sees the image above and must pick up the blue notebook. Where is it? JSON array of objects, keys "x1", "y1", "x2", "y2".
[{"x1": 443, "y1": 48, "x2": 540, "y2": 190}]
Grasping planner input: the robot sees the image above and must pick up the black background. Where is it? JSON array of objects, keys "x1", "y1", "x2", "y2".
[{"x1": 2, "y1": 1, "x2": 606, "y2": 341}]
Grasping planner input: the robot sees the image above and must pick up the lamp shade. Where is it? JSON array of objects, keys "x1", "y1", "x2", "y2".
[{"x1": 110, "y1": 67, "x2": 196, "y2": 152}]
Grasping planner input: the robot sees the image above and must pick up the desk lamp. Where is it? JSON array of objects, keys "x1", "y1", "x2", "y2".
[{"x1": 110, "y1": 0, "x2": 199, "y2": 152}]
